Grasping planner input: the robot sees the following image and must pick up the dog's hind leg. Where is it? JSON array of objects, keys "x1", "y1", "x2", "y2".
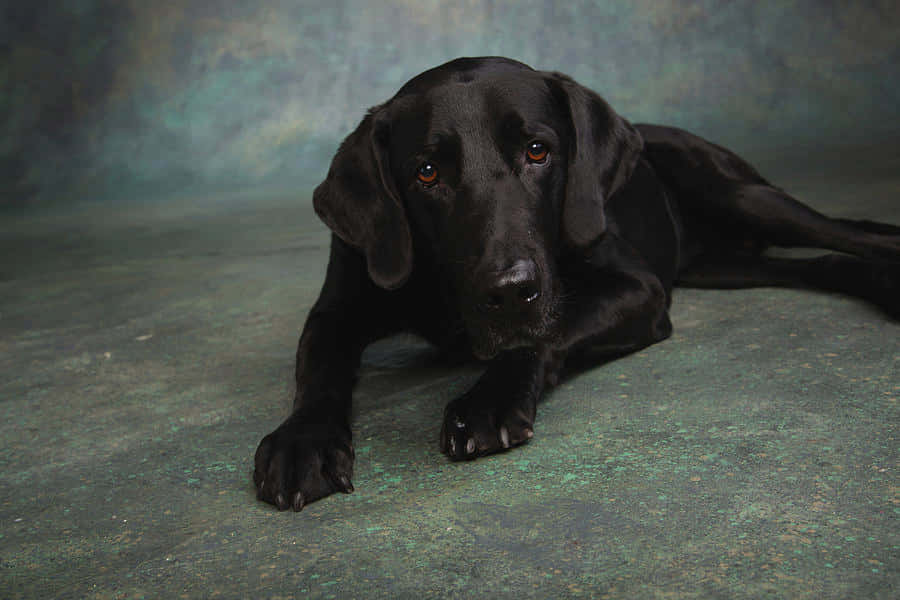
[
  {"x1": 676, "y1": 253, "x2": 900, "y2": 319},
  {"x1": 638, "y1": 125, "x2": 900, "y2": 261},
  {"x1": 703, "y1": 184, "x2": 900, "y2": 262}
]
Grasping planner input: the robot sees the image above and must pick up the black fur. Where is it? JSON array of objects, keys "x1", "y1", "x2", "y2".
[{"x1": 254, "y1": 57, "x2": 900, "y2": 511}]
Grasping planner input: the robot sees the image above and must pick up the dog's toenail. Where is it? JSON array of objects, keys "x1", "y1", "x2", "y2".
[{"x1": 500, "y1": 426, "x2": 510, "y2": 448}]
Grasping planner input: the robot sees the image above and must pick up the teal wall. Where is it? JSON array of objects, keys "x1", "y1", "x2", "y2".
[{"x1": 3, "y1": 1, "x2": 899, "y2": 208}]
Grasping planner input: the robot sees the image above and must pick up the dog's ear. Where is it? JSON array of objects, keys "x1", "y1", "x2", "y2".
[
  {"x1": 313, "y1": 106, "x2": 412, "y2": 290},
  {"x1": 547, "y1": 73, "x2": 644, "y2": 249}
]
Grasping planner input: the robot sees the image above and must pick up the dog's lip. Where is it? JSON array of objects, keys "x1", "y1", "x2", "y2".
[
  {"x1": 467, "y1": 319, "x2": 556, "y2": 361},
  {"x1": 468, "y1": 329, "x2": 501, "y2": 360},
  {"x1": 472, "y1": 344, "x2": 499, "y2": 361},
  {"x1": 461, "y1": 282, "x2": 559, "y2": 359}
]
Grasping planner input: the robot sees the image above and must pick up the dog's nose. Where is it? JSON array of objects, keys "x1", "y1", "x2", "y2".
[{"x1": 478, "y1": 259, "x2": 541, "y2": 313}]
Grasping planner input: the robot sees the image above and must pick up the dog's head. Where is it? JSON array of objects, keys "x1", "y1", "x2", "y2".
[{"x1": 313, "y1": 57, "x2": 643, "y2": 358}]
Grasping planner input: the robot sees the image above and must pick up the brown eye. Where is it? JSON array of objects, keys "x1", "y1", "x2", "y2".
[
  {"x1": 416, "y1": 162, "x2": 438, "y2": 185},
  {"x1": 526, "y1": 141, "x2": 548, "y2": 163}
]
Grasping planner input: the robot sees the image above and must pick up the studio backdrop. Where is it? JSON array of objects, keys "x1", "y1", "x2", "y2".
[{"x1": 3, "y1": 0, "x2": 898, "y2": 208}]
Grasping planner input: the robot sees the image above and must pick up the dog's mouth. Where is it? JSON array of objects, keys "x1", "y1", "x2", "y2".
[
  {"x1": 454, "y1": 255, "x2": 560, "y2": 360},
  {"x1": 465, "y1": 302, "x2": 560, "y2": 361},
  {"x1": 469, "y1": 331, "x2": 525, "y2": 361}
]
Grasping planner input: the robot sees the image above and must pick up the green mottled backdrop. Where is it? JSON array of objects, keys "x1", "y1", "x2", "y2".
[{"x1": 2, "y1": 0, "x2": 899, "y2": 208}]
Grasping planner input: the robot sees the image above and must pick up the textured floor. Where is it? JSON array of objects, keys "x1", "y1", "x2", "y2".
[{"x1": 1, "y1": 148, "x2": 898, "y2": 599}]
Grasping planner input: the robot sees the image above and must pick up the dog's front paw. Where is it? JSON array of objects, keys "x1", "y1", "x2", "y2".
[
  {"x1": 440, "y1": 392, "x2": 536, "y2": 461},
  {"x1": 253, "y1": 421, "x2": 354, "y2": 511}
]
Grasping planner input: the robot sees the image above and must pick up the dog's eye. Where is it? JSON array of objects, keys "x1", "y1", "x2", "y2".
[
  {"x1": 416, "y1": 162, "x2": 438, "y2": 185},
  {"x1": 526, "y1": 142, "x2": 548, "y2": 163}
]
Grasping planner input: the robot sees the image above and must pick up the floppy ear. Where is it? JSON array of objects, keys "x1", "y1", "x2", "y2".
[
  {"x1": 547, "y1": 73, "x2": 644, "y2": 249},
  {"x1": 313, "y1": 106, "x2": 413, "y2": 290}
]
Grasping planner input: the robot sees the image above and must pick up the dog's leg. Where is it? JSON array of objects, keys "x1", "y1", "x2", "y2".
[
  {"x1": 441, "y1": 254, "x2": 673, "y2": 461},
  {"x1": 640, "y1": 126, "x2": 899, "y2": 260},
  {"x1": 254, "y1": 310, "x2": 361, "y2": 510},
  {"x1": 678, "y1": 253, "x2": 900, "y2": 319},
  {"x1": 440, "y1": 347, "x2": 564, "y2": 460},
  {"x1": 711, "y1": 184, "x2": 900, "y2": 260},
  {"x1": 254, "y1": 240, "x2": 397, "y2": 510}
]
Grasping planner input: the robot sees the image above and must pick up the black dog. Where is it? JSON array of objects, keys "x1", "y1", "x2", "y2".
[{"x1": 254, "y1": 57, "x2": 900, "y2": 511}]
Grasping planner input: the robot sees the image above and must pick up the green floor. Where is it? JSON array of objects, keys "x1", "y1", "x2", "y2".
[{"x1": 2, "y1": 147, "x2": 898, "y2": 598}]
